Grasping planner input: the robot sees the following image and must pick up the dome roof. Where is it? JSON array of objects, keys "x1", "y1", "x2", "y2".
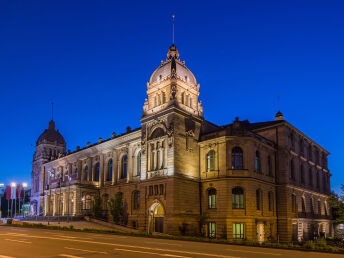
[
  {"x1": 36, "y1": 120, "x2": 65, "y2": 146},
  {"x1": 149, "y1": 45, "x2": 197, "y2": 85}
]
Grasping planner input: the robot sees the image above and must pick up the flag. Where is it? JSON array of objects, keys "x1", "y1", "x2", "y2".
[
  {"x1": 6, "y1": 186, "x2": 11, "y2": 200},
  {"x1": 11, "y1": 185, "x2": 16, "y2": 200},
  {"x1": 17, "y1": 184, "x2": 21, "y2": 199}
]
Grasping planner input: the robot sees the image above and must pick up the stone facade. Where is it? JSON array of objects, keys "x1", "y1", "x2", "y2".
[{"x1": 31, "y1": 45, "x2": 332, "y2": 243}]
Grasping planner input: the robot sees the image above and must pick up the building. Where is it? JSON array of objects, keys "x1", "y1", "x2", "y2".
[{"x1": 31, "y1": 44, "x2": 332, "y2": 242}]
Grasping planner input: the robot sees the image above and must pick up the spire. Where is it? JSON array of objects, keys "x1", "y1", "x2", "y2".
[
  {"x1": 51, "y1": 101, "x2": 54, "y2": 121},
  {"x1": 172, "y1": 14, "x2": 175, "y2": 45}
]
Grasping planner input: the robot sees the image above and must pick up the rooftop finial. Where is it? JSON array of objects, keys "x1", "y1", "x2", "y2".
[
  {"x1": 172, "y1": 14, "x2": 175, "y2": 45},
  {"x1": 277, "y1": 93, "x2": 280, "y2": 111},
  {"x1": 51, "y1": 101, "x2": 54, "y2": 121}
]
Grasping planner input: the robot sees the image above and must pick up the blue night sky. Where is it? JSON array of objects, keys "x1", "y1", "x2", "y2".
[{"x1": 0, "y1": 1, "x2": 343, "y2": 192}]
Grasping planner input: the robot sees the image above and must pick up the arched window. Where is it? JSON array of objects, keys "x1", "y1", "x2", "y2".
[
  {"x1": 208, "y1": 188, "x2": 216, "y2": 209},
  {"x1": 255, "y1": 151, "x2": 261, "y2": 173},
  {"x1": 162, "y1": 92, "x2": 166, "y2": 104},
  {"x1": 133, "y1": 191, "x2": 140, "y2": 210},
  {"x1": 256, "y1": 189, "x2": 261, "y2": 210},
  {"x1": 84, "y1": 166, "x2": 89, "y2": 181},
  {"x1": 121, "y1": 155, "x2": 128, "y2": 179},
  {"x1": 137, "y1": 151, "x2": 141, "y2": 176},
  {"x1": 185, "y1": 94, "x2": 189, "y2": 106},
  {"x1": 301, "y1": 197, "x2": 306, "y2": 213},
  {"x1": 206, "y1": 150, "x2": 215, "y2": 172},
  {"x1": 231, "y1": 147, "x2": 243, "y2": 169},
  {"x1": 290, "y1": 159, "x2": 295, "y2": 180},
  {"x1": 232, "y1": 187, "x2": 244, "y2": 209},
  {"x1": 291, "y1": 194, "x2": 297, "y2": 212},
  {"x1": 94, "y1": 163, "x2": 100, "y2": 182},
  {"x1": 107, "y1": 159, "x2": 113, "y2": 182}
]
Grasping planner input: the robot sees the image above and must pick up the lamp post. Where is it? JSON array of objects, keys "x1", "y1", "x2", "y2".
[
  {"x1": 0, "y1": 183, "x2": 4, "y2": 218},
  {"x1": 22, "y1": 183, "x2": 28, "y2": 217},
  {"x1": 11, "y1": 182, "x2": 16, "y2": 218}
]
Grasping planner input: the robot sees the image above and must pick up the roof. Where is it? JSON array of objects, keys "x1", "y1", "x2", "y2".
[{"x1": 36, "y1": 120, "x2": 65, "y2": 146}]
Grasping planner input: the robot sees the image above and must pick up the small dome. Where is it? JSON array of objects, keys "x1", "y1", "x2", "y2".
[
  {"x1": 36, "y1": 120, "x2": 66, "y2": 145},
  {"x1": 149, "y1": 45, "x2": 197, "y2": 85},
  {"x1": 275, "y1": 111, "x2": 284, "y2": 121}
]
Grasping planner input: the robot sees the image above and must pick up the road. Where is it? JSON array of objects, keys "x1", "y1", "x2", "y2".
[{"x1": 0, "y1": 226, "x2": 342, "y2": 258}]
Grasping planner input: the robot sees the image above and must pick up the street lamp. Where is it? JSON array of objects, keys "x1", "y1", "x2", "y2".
[
  {"x1": 10, "y1": 182, "x2": 16, "y2": 218},
  {"x1": 22, "y1": 183, "x2": 28, "y2": 217},
  {"x1": 0, "y1": 183, "x2": 4, "y2": 218}
]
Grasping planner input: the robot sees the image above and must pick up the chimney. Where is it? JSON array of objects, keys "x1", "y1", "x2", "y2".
[
  {"x1": 98, "y1": 137, "x2": 102, "y2": 143},
  {"x1": 112, "y1": 132, "x2": 116, "y2": 138},
  {"x1": 126, "y1": 126, "x2": 131, "y2": 133}
]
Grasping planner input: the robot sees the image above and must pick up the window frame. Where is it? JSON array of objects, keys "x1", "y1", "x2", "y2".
[
  {"x1": 232, "y1": 187, "x2": 244, "y2": 209},
  {"x1": 233, "y1": 223, "x2": 245, "y2": 239},
  {"x1": 208, "y1": 188, "x2": 217, "y2": 209}
]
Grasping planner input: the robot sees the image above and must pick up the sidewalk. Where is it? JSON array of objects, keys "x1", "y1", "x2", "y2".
[{"x1": 20, "y1": 220, "x2": 115, "y2": 230}]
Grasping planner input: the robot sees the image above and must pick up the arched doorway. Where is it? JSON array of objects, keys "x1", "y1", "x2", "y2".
[{"x1": 149, "y1": 202, "x2": 164, "y2": 233}]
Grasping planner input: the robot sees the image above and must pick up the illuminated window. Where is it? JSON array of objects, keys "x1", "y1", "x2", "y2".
[
  {"x1": 233, "y1": 223, "x2": 244, "y2": 239},
  {"x1": 208, "y1": 222, "x2": 216, "y2": 238},
  {"x1": 208, "y1": 188, "x2": 216, "y2": 209},
  {"x1": 136, "y1": 151, "x2": 141, "y2": 176},
  {"x1": 232, "y1": 187, "x2": 244, "y2": 209},
  {"x1": 121, "y1": 155, "x2": 128, "y2": 179},
  {"x1": 206, "y1": 150, "x2": 215, "y2": 172},
  {"x1": 107, "y1": 159, "x2": 113, "y2": 181},
  {"x1": 94, "y1": 163, "x2": 100, "y2": 182}
]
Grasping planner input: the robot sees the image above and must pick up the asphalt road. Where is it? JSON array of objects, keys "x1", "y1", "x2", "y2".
[{"x1": 0, "y1": 226, "x2": 342, "y2": 258}]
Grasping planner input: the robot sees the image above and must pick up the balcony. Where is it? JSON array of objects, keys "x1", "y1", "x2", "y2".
[
  {"x1": 147, "y1": 168, "x2": 168, "y2": 179},
  {"x1": 298, "y1": 212, "x2": 331, "y2": 220}
]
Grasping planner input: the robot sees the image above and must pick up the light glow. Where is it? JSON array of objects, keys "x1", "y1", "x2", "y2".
[{"x1": 11, "y1": 182, "x2": 16, "y2": 187}]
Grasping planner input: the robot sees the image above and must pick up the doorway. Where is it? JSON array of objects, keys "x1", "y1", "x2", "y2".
[{"x1": 257, "y1": 222, "x2": 265, "y2": 243}]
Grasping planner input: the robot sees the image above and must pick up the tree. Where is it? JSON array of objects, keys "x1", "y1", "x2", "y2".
[
  {"x1": 92, "y1": 194, "x2": 103, "y2": 219},
  {"x1": 328, "y1": 185, "x2": 344, "y2": 223},
  {"x1": 108, "y1": 192, "x2": 123, "y2": 224}
]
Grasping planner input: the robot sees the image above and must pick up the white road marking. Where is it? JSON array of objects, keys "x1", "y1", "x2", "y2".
[
  {"x1": 144, "y1": 241, "x2": 182, "y2": 246},
  {"x1": 4, "y1": 238, "x2": 32, "y2": 244},
  {"x1": 114, "y1": 248, "x2": 190, "y2": 258},
  {"x1": 58, "y1": 255, "x2": 82, "y2": 258},
  {"x1": 226, "y1": 248, "x2": 282, "y2": 256},
  {"x1": 0, "y1": 233, "x2": 241, "y2": 258},
  {"x1": 64, "y1": 247, "x2": 108, "y2": 254}
]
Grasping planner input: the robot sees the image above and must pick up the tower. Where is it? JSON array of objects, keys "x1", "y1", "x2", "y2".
[
  {"x1": 141, "y1": 45, "x2": 204, "y2": 234},
  {"x1": 31, "y1": 120, "x2": 66, "y2": 215}
]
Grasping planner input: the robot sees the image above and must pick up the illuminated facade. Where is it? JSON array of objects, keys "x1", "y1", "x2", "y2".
[{"x1": 31, "y1": 45, "x2": 332, "y2": 242}]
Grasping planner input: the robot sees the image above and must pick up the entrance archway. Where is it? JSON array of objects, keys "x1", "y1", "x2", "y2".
[{"x1": 149, "y1": 202, "x2": 164, "y2": 233}]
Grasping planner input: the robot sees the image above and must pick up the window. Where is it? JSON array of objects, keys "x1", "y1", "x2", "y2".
[
  {"x1": 290, "y1": 159, "x2": 295, "y2": 180},
  {"x1": 162, "y1": 92, "x2": 166, "y2": 104},
  {"x1": 231, "y1": 147, "x2": 243, "y2": 169},
  {"x1": 309, "y1": 168, "x2": 313, "y2": 188},
  {"x1": 206, "y1": 150, "x2": 215, "y2": 172},
  {"x1": 74, "y1": 167, "x2": 78, "y2": 175},
  {"x1": 310, "y1": 199, "x2": 314, "y2": 214},
  {"x1": 154, "y1": 185, "x2": 159, "y2": 195},
  {"x1": 189, "y1": 96, "x2": 192, "y2": 107},
  {"x1": 185, "y1": 94, "x2": 188, "y2": 106},
  {"x1": 316, "y1": 171, "x2": 320, "y2": 189},
  {"x1": 94, "y1": 163, "x2": 100, "y2": 182},
  {"x1": 107, "y1": 159, "x2": 113, "y2": 181},
  {"x1": 136, "y1": 151, "x2": 141, "y2": 176},
  {"x1": 149, "y1": 186, "x2": 153, "y2": 196},
  {"x1": 84, "y1": 166, "x2": 88, "y2": 181},
  {"x1": 154, "y1": 96, "x2": 157, "y2": 107},
  {"x1": 181, "y1": 92, "x2": 185, "y2": 104},
  {"x1": 232, "y1": 187, "x2": 244, "y2": 209},
  {"x1": 158, "y1": 94, "x2": 161, "y2": 105},
  {"x1": 268, "y1": 192, "x2": 273, "y2": 211},
  {"x1": 233, "y1": 223, "x2": 244, "y2": 239},
  {"x1": 256, "y1": 190, "x2": 261, "y2": 210},
  {"x1": 324, "y1": 203, "x2": 327, "y2": 216},
  {"x1": 318, "y1": 200, "x2": 321, "y2": 215},
  {"x1": 308, "y1": 144, "x2": 312, "y2": 161},
  {"x1": 159, "y1": 184, "x2": 164, "y2": 195},
  {"x1": 133, "y1": 191, "x2": 140, "y2": 210},
  {"x1": 121, "y1": 155, "x2": 128, "y2": 179},
  {"x1": 300, "y1": 138, "x2": 304, "y2": 156},
  {"x1": 301, "y1": 198, "x2": 306, "y2": 213},
  {"x1": 255, "y1": 151, "x2": 261, "y2": 173},
  {"x1": 290, "y1": 133, "x2": 295, "y2": 150},
  {"x1": 315, "y1": 149, "x2": 319, "y2": 165},
  {"x1": 208, "y1": 222, "x2": 216, "y2": 238},
  {"x1": 300, "y1": 164, "x2": 305, "y2": 185},
  {"x1": 208, "y1": 188, "x2": 217, "y2": 209},
  {"x1": 267, "y1": 156, "x2": 272, "y2": 176},
  {"x1": 291, "y1": 194, "x2": 297, "y2": 212}
]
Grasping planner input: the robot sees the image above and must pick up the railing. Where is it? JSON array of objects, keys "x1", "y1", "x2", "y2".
[
  {"x1": 298, "y1": 212, "x2": 331, "y2": 219},
  {"x1": 147, "y1": 168, "x2": 168, "y2": 179}
]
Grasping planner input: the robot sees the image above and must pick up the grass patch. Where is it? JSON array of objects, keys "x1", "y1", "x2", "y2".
[{"x1": 2, "y1": 222, "x2": 344, "y2": 254}]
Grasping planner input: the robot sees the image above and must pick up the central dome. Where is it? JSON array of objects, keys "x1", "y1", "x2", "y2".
[
  {"x1": 149, "y1": 45, "x2": 197, "y2": 85},
  {"x1": 36, "y1": 120, "x2": 65, "y2": 146}
]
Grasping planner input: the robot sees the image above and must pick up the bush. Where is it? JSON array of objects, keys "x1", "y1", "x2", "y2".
[
  {"x1": 303, "y1": 240, "x2": 316, "y2": 249},
  {"x1": 316, "y1": 238, "x2": 327, "y2": 248}
]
